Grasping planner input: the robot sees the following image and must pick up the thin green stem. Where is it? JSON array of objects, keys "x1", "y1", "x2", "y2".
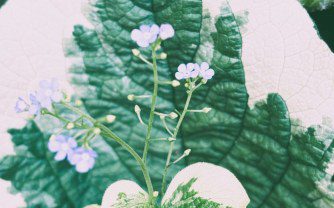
[
  {"x1": 161, "y1": 90, "x2": 193, "y2": 194},
  {"x1": 59, "y1": 102, "x2": 155, "y2": 205},
  {"x1": 142, "y1": 46, "x2": 159, "y2": 163},
  {"x1": 97, "y1": 124, "x2": 154, "y2": 204}
]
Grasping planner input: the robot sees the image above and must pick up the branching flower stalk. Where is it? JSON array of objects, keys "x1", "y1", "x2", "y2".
[
  {"x1": 160, "y1": 81, "x2": 203, "y2": 195},
  {"x1": 142, "y1": 40, "x2": 160, "y2": 163},
  {"x1": 54, "y1": 102, "x2": 155, "y2": 204},
  {"x1": 15, "y1": 23, "x2": 215, "y2": 207}
]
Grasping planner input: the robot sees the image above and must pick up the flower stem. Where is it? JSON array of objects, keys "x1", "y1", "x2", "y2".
[
  {"x1": 161, "y1": 90, "x2": 193, "y2": 195},
  {"x1": 59, "y1": 102, "x2": 155, "y2": 205},
  {"x1": 142, "y1": 45, "x2": 159, "y2": 163}
]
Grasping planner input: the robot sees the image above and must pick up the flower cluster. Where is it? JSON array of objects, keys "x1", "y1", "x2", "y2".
[
  {"x1": 131, "y1": 23, "x2": 175, "y2": 47},
  {"x1": 175, "y1": 62, "x2": 215, "y2": 80},
  {"x1": 48, "y1": 135, "x2": 97, "y2": 173},
  {"x1": 15, "y1": 79, "x2": 63, "y2": 115}
]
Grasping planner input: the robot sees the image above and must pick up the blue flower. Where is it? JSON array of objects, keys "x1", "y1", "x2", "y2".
[
  {"x1": 159, "y1": 24, "x2": 175, "y2": 40},
  {"x1": 68, "y1": 147, "x2": 97, "y2": 173},
  {"x1": 28, "y1": 93, "x2": 43, "y2": 115},
  {"x1": 131, "y1": 24, "x2": 160, "y2": 48},
  {"x1": 195, "y1": 62, "x2": 215, "y2": 80},
  {"x1": 175, "y1": 63, "x2": 198, "y2": 80},
  {"x1": 37, "y1": 79, "x2": 62, "y2": 109},
  {"x1": 15, "y1": 79, "x2": 63, "y2": 115},
  {"x1": 14, "y1": 97, "x2": 29, "y2": 113},
  {"x1": 48, "y1": 135, "x2": 78, "y2": 161}
]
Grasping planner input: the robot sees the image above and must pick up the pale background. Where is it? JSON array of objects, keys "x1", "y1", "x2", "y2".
[{"x1": 0, "y1": 0, "x2": 333, "y2": 207}]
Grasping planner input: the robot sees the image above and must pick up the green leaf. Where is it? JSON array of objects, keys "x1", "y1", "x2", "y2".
[
  {"x1": 0, "y1": 0, "x2": 8, "y2": 9},
  {"x1": 161, "y1": 178, "x2": 223, "y2": 208},
  {"x1": 1, "y1": 0, "x2": 333, "y2": 207},
  {"x1": 0, "y1": 121, "x2": 149, "y2": 207},
  {"x1": 299, "y1": 0, "x2": 334, "y2": 11}
]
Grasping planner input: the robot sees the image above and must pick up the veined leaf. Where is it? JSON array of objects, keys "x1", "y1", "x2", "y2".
[{"x1": 0, "y1": 0, "x2": 333, "y2": 207}]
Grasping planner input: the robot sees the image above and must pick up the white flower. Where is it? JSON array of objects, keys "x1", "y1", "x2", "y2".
[
  {"x1": 131, "y1": 24, "x2": 160, "y2": 48},
  {"x1": 159, "y1": 24, "x2": 175, "y2": 40},
  {"x1": 196, "y1": 62, "x2": 215, "y2": 80},
  {"x1": 175, "y1": 63, "x2": 198, "y2": 80}
]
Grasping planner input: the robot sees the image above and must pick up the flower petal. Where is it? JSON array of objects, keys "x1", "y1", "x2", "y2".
[
  {"x1": 204, "y1": 69, "x2": 215, "y2": 79},
  {"x1": 201, "y1": 62, "x2": 210, "y2": 70},
  {"x1": 48, "y1": 140, "x2": 60, "y2": 152},
  {"x1": 139, "y1": 25, "x2": 150, "y2": 32},
  {"x1": 67, "y1": 137, "x2": 78, "y2": 148},
  {"x1": 55, "y1": 151, "x2": 67, "y2": 161},
  {"x1": 186, "y1": 63, "x2": 194, "y2": 72},
  {"x1": 175, "y1": 72, "x2": 184, "y2": 80},
  {"x1": 131, "y1": 29, "x2": 142, "y2": 41},
  {"x1": 150, "y1": 24, "x2": 160, "y2": 35},
  {"x1": 159, "y1": 23, "x2": 175, "y2": 40},
  {"x1": 75, "y1": 161, "x2": 91, "y2": 173},
  {"x1": 137, "y1": 40, "x2": 150, "y2": 48},
  {"x1": 177, "y1": 64, "x2": 186, "y2": 72}
]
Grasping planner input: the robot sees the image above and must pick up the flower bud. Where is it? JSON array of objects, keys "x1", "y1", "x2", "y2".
[
  {"x1": 134, "y1": 105, "x2": 141, "y2": 113},
  {"x1": 169, "y1": 112, "x2": 178, "y2": 119},
  {"x1": 184, "y1": 149, "x2": 191, "y2": 156},
  {"x1": 171, "y1": 80, "x2": 180, "y2": 87},
  {"x1": 75, "y1": 99, "x2": 83, "y2": 106},
  {"x1": 155, "y1": 44, "x2": 161, "y2": 50},
  {"x1": 201, "y1": 79, "x2": 208, "y2": 84},
  {"x1": 127, "y1": 94, "x2": 135, "y2": 101},
  {"x1": 202, "y1": 107, "x2": 212, "y2": 113},
  {"x1": 159, "y1": 114, "x2": 166, "y2": 120},
  {"x1": 184, "y1": 83, "x2": 190, "y2": 88},
  {"x1": 93, "y1": 128, "x2": 101, "y2": 135},
  {"x1": 66, "y1": 122, "x2": 74, "y2": 130},
  {"x1": 159, "y1": 53, "x2": 167, "y2": 59},
  {"x1": 132, "y1": 49, "x2": 140, "y2": 56},
  {"x1": 153, "y1": 191, "x2": 159, "y2": 197},
  {"x1": 106, "y1": 115, "x2": 116, "y2": 123}
]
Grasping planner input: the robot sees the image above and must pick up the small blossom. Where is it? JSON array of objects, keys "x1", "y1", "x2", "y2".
[
  {"x1": 196, "y1": 62, "x2": 215, "y2": 80},
  {"x1": 68, "y1": 147, "x2": 97, "y2": 173},
  {"x1": 175, "y1": 63, "x2": 198, "y2": 80},
  {"x1": 159, "y1": 24, "x2": 175, "y2": 40},
  {"x1": 48, "y1": 135, "x2": 78, "y2": 161},
  {"x1": 37, "y1": 79, "x2": 63, "y2": 109},
  {"x1": 131, "y1": 24, "x2": 160, "y2": 48},
  {"x1": 28, "y1": 93, "x2": 43, "y2": 115},
  {"x1": 15, "y1": 97, "x2": 29, "y2": 113}
]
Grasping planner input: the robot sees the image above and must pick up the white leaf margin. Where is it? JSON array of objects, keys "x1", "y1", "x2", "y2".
[{"x1": 101, "y1": 162, "x2": 250, "y2": 208}]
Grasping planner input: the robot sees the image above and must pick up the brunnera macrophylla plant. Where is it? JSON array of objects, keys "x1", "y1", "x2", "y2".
[
  {"x1": 14, "y1": 23, "x2": 248, "y2": 207},
  {"x1": 2, "y1": 0, "x2": 334, "y2": 207}
]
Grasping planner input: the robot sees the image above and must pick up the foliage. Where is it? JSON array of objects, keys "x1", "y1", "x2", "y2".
[{"x1": 0, "y1": 0, "x2": 334, "y2": 207}]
